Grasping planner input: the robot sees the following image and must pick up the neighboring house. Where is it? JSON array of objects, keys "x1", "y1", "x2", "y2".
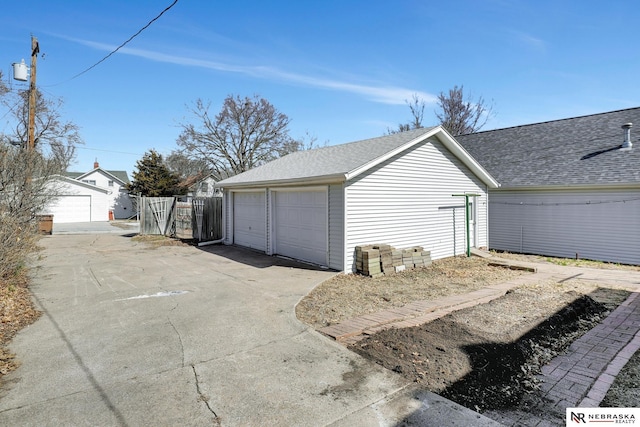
[
  {"x1": 179, "y1": 174, "x2": 222, "y2": 202},
  {"x1": 66, "y1": 161, "x2": 133, "y2": 219},
  {"x1": 457, "y1": 107, "x2": 640, "y2": 265},
  {"x1": 43, "y1": 176, "x2": 111, "y2": 223},
  {"x1": 217, "y1": 127, "x2": 498, "y2": 272}
]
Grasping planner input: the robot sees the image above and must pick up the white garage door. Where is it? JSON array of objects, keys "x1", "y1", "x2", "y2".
[
  {"x1": 233, "y1": 192, "x2": 266, "y2": 251},
  {"x1": 274, "y1": 190, "x2": 327, "y2": 265},
  {"x1": 48, "y1": 195, "x2": 91, "y2": 223}
]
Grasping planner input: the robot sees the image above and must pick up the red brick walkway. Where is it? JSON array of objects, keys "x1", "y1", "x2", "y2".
[{"x1": 485, "y1": 291, "x2": 640, "y2": 426}]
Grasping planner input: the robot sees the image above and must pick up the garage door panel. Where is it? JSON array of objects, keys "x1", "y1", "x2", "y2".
[
  {"x1": 274, "y1": 190, "x2": 327, "y2": 265},
  {"x1": 48, "y1": 195, "x2": 91, "y2": 223},
  {"x1": 233, "y1": 192, "x2": 266, "y2": 251}
]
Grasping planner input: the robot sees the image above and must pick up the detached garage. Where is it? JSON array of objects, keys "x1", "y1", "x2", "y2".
[
  {"x1": 218, "y1": 127, "x2": 498, "y2": 272},
  {"x1": 42, "y1": 176, "x2": 110, "y2": 223}
]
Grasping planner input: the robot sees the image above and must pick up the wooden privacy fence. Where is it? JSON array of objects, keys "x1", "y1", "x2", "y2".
[
  {"x1": 192, "y1": 197, "x2": 223, "y2": 241},
  {"x1": 139, "y1": 196, "x2": 222, "y2": 242},
  {"x1": 140, "y1": 197, "x2": 175, "y2": 235}
]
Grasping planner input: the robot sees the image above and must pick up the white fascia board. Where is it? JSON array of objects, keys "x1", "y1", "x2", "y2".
[
  {"x1": 344, "y1": 126, "x2": 500, "y2": 189},
  {"x1": 344, "y1": 127, "x2": 440, "y2": 181},
  {"x1": 215, "y1": 173, "x2": 347, "y2": 190},
  {"x1": 54, "y1": 175, "x2": 111, "y2": 193},
  {"x1": 435, "y1": 127, "x2": 500, "y2": 189},
  {"x1": 76, "y1": 168, "x2": 127, "y2": 185}
]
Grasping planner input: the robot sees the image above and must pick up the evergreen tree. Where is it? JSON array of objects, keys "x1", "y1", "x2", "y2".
[{"x1": 127, "y1": 150, "x2": 181, "y2": 196}]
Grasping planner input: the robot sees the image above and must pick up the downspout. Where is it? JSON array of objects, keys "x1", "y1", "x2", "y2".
[{"x1": 198, "y1": 238, "x2": 224, "y2": 247}]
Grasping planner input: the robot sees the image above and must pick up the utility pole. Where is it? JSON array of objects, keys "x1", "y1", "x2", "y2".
[{"x1": 27, "y1": 35, "x2": 39, "y2": 152}]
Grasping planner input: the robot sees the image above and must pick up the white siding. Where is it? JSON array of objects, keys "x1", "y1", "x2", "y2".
[
  {"x1": 80, "y1": 170, "x2": 132, "y2": 219},
  {"x1": 328, "y1": 184, "x2": 344, "y2": 270},
  {"x1": 489, "y1": 188, "x2": 640, "y2": 265},
  {"x1": 344, "y1": 137, "x2": 488, "y2": 272},
  {"x1": 43, "y1": 179, "x2": 110, "y2": 223}
]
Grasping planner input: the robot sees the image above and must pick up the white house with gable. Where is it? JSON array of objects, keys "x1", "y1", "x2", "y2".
[{"x1": 44, "y1": 161, "x2": 133, "y2": 223}]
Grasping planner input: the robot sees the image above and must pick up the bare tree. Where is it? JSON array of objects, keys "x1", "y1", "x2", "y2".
[
  {"x1": 0, "y1": 72, "x2": 82, "y2": 279},
  {"x1": 0, "y1": 71, "x2": 8, "y2": 97},
  {"x1": 387, "y1": 94, "x2": 426, "y2": 134},
  {"x1": 4, "y1": 89, "x2": 83, "y2": 169},
  {"x1": 435, "y1": 85, "x2": 493, "y2": 136},
  {"x1": 0, "y1": 145, "x2": 65, "y2": 279},
  {"x1": 177, "y1": 95, "x2": 298, "y2": 180},
  {"x1": 165, "y1": 150, "x2": 211, "y2": 180}
]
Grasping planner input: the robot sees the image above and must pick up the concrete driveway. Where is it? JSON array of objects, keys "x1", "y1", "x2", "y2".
[{"x1": 0, "y1": 232, "x2": 490, "y2": 426}]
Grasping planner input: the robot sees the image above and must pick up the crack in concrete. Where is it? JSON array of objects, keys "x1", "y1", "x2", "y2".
[
  {"x1": 87, "y1": 267, "x2": 102, "y2": 288},
  {"x1": 190, "y1": 328, "x2": 311, "y2": 366},
  {"x1": 191, "y1": 365, "x2": 219, "y2": 420},
  {"x1": 167, "y1": 317, "x2": 185, "y2": 368}
]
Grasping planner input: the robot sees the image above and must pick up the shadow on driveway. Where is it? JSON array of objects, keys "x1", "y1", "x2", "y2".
[{"x1": 197, "y1": 242, "x2": 335, "y2": 272}]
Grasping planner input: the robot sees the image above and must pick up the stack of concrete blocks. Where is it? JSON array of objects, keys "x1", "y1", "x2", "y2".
[
  {"x1": 376, "y1": 244, "x2": 394, "y2": 273},
  {"x1": 355, "y1": 245, "x2": 383, "y2": 278},
  {"x1": 355, "y1": 244, "x2": 432, "y2": 277},
  {"x1": 405, "y1": 246, "x2": 432, "y2": 268}
]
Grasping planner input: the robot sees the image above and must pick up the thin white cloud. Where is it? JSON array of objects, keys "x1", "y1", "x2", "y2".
[
  {"x1": 510, "y1": 30, "x2": 546, "y2": 51},
  {"x1": 67, "y1": 37, "x2": 436, "y2": 105}
]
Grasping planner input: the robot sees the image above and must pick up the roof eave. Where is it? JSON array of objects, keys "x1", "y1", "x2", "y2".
[
  {"x1": 216, "y1": 173, "x2": 347, "y2": 189},
  {"x1": 344, "y1": 127, "x2": 439, "y2": 181},
  {"x1": 344, "y1": 126, "x2": 500, "y2": 188},
  {"x1": 75, "y1": 168, "x2": 128, "y2": 185},
  {"x1": 495, "y1": 182, "x2": 640, "y2": 191},
  {"x1": 436, "y1": 127, "x2": 501, "y2": 189},
  {"x1": 53, "y1": 175, "x2": 111, "y2": 193}
]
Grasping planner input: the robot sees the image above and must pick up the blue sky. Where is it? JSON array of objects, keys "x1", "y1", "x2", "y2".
[{"x1": 1, "y1": 0, "x2": 638, "y2": 176}]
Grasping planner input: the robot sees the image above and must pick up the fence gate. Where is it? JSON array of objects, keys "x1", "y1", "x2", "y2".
[
  {"x1": 192, "y1": 197, "x2": 223, "y2": 242},
  {"x1": 139, "y1": 196, "x2": 222, "y2": 242},
  {"x1": 140, "y1": 197, "x2": 176, "y2": 235},
  {"x1": 174, "y1": 202, "x2": 193, "y2": 239}
]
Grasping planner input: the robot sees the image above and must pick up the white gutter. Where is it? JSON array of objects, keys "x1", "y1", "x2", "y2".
[{"x1": 216, "y1": 173, "x2": 347, "y2": 189}]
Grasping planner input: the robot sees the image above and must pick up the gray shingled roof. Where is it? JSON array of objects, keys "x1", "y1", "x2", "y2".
[
  {"x1": 66, "y1": 169, "x2": 130, "y2": 184},
  {"x1": 218, "y1": 127, "x2": 438, "y2": 187},
  {"x1": 456, "y1": 107, "x2": 640, "y2": 188},
  {"x1": 107, "y1": 170, "x2": 130, "y2": 184}
]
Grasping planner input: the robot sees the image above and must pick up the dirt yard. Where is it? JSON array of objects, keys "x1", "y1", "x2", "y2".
[{"x1": 296, "y1": 255, "x2": 638, "y2": 415}]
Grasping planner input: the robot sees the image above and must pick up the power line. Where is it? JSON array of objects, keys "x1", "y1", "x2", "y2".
[
  {"x1": 49, "y1": 0, "x2": 179, "y2": 86},
  {"x1": 74, "y1": 145, "x2": 143, "y2": 156}
]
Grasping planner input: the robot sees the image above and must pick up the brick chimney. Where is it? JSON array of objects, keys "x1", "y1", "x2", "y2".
[{"x1": 94, "y1": 159, "x2": 99, "y2": 169}]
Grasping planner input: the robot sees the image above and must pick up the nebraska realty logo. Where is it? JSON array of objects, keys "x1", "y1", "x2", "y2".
[{"x1": 567, "y1": 408, "x2": 639, "y2": 425}]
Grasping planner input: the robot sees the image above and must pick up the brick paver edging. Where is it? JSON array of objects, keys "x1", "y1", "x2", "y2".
[
  {"x1": 318, "y1": 273, "x2": 552, "y2": 344},
  {"x1": 536, "y1": 292, "x2": 640, "y2": 411},
  {"x1": 579, "y1": 292, "x2": 640, "y2": 407}
]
